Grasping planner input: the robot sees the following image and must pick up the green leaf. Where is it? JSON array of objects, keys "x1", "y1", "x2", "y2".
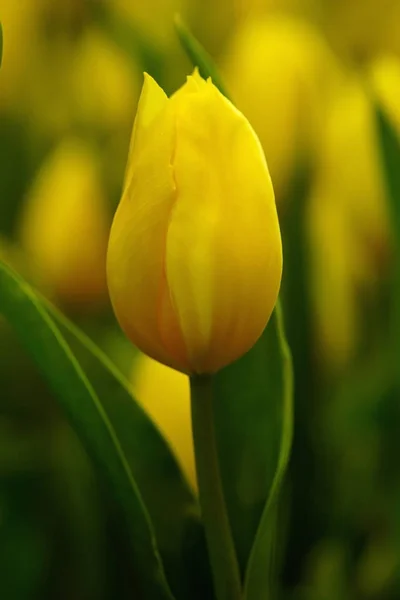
[
  {"x1": 214, "y1": 303, "x2": 293, "y2": 599},
  {"x1": 374, "y1": 101, "x2": 400, "y2": 375},
  {"x1": 375, "y1": 105, "x2": 400, "y2": 237},
  {"x1": 374, "y1": 98, "x2": 400, "y2": 586},
  {"x1": 175, "y1": 22, "x2": 294, "y2": 598},
  {"x1": 279, "y1": 164, "x2": 318, "y2": 583},
  {"x1": 44, "y1": 301, "x2": 213, "y2": 600},
  {"x1": 50, "y1": 425, "x2": 106, "y2": 600},
  {"x1": 0, "y1": 259, "x2": 175, "y2": 600},
  {"x1": 174, "y1": 15, "x2": 230, "y2": 98},
  {"x1": 0, "y1": 488, "x2": 48, "y2": 600}
]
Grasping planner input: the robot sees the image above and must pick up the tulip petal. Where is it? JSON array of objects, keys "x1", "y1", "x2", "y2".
[
  {"x1": 173, "y1": 69, "x2": 207, "y2": 96},
  {"x1": 125, "y1": 73, "x2": 168, "y2": 178},
  {"x1": 107, "y1": 87, "x2": 190, "y2": 372},
  {"x1": 166, "y1": 84, "x2": 282, "y2": 373}
]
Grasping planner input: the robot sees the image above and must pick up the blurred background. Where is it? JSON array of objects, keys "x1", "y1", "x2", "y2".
[{"x1": 1, "y1": 0, "x2": 400, "y2": 598}]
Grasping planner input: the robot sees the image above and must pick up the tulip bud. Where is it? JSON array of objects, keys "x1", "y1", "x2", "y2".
[
  {"x1": 308, "y1": 58, "x2": 400, "y2": 372},
  {"x1": 19, "y1": 138, "x2": 110, "y2": 307},
  {"x1": 107, "y1": 71, "x2": 282, "y2": 374},
  {"x1": 369, "y1": 54, "x2": 400, "y2": 136},
  {"x1": 321, "y1": 76, "x2": 389, "y2": 250},
  {"x1": 131, "y1": 354, "x2": 196, "y2": 491},
  {"x1": 319, "y1": 60, "x2": 400, "y2": 257},
  {"x1": 71, "y1": 27, "x2": 140, "y2": 133},
  {"x1": 0, "y1": 0, "x2": 40, "y2": 111},
  {"x1": 307, "y1": 182, "x2": 360, "y2": 371}
]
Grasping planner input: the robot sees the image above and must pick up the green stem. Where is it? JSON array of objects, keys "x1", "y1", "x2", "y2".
[{"x1": 190, "y1": 375, "x2": 242, "y2": 600}]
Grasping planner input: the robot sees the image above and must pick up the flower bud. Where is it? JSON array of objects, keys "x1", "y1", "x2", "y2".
[
  {"x1": 0, "y1": 0, "x2": 40, "y2": 111},
  {"x1": 307, "y1": 57, "x2": 400, "y2": 372},
  {"x1": 321, "y1": 75, "x2": 389, "y2": 249},
  {"x1": 19, "y1": 138, "x2": 110, "y2": 307},
  {"x1": 107, "y1": 71, "x2": 282, "y2": 374},
  {"x1": 71, "y1": 27, "x2": 140, "y2": 133},
  {"x1": 369, "y1": 54, "x2": 400, "y2": 135},
  {"x1": 307, "y1": 181, "x2": 360, "y2": 371}
]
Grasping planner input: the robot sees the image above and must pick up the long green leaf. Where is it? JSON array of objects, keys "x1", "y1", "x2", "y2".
[
  {"x1": 242, "y1": 304, "x2": 293, "y2": 598},
  {"x1": 375, "y1": 105, "x2": 400, "y2": 236},
  {"x1": 213, "y1": 303, "x2": 293, "y2": 594},
  {"x1": 374, "y1": 99, "x2": 400, "y2": 593},
  {"x1": 0, "y1": 259, "x2": 174, "y2": 600},
  {"x1": 44, "y1": 300, "x2": 213, "y2": 600},
  {"x1": 175, "y1": 19, "x2": 294, "y2": 596},
  {"x1": 174, "y1": 15, "x2": 229, "y2": 96},
  {"x1": 374, "y1": 102, "x2": 400, "y2": 375},
  {"x1": 279, "y1": 163, "x2": 317, "y2": 583}
]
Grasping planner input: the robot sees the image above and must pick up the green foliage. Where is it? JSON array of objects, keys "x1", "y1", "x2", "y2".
[
  {"x1": 215, "y1": 304, "x2": 293, "y2": 600},
  {"x1": 375, "y1": 102, "x2": 400, "y2": 372},
  {"x1": 0, "y1": 259, "x2": 211, "y2": 600},
  {"x1": 174, "y1": 15, "x2": 229, "y2": 97}
]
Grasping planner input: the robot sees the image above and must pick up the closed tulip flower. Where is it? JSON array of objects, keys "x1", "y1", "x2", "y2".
[
  {"x1": 19, "y1": 138, "x2": 110, "y2": 307},
  {"x1": 107, "y1": 71, "x2": 282, "y2": 374},
  {"x1": 307, "y1": 57, "x2": 400, "y2": 372},
  {"x1": 71, "y1": 27, "x2": 140, "y2": 132},
  {"x1": 369, "y1": 54, "x2": 400, "y2": 135}
]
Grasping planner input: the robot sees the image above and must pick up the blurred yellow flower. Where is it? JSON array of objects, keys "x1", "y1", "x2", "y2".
[
  {"x1": 234, "y1": 0, "x2": 318, "y2": 19},
  {"x1": 308, "y1": 56, "x2": 400, "y2": 370},
  {"x1": 320, "y1": 75, "x2": 389, "y2": 251},
  {"x1": 320, "y1": 54, "x2": 400, "y2": 260},
  {"x1": 107, "y1": 71, "x2": 282, "y2": 374},
  {"x1": 223, "y1": 16, "x2": 340, "y2": 200},
  {"x1": 71, "y1": 27, "x2": 140, "y2": 132},
  {"x1": 0, "y1": 0, "x2": 41, "y2": 111},
  {"x1": 132, "y1": 353, "x2": 196, "y2": 492},
  {"x1": 307, "y1": 183, "x2": 359, "y2": 370},
  {"x1": 18, "y1": 138, "x2": 110, "y2": 307},
  {"x1": 115, "y1": 0, "x2": 182, "y2": 47},
  {"x1": 323, "y1": 0, "x2": 398, "y2": 63},
  {"x1": 369, "y1": 54, "x2": 400, "y2": 136},
  {"x1": 382, "y1": 1, "x2": 400, "y2": 58}
]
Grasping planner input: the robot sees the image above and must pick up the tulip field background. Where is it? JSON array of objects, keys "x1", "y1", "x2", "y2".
[{"x1": 1, "y1": 1, "x2": 400, "y2": 599}]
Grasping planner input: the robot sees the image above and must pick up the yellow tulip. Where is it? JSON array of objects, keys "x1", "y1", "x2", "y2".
[
  {"x1": 131, "y1": 354, "x2": 196, "y2": 491},
  {"x1": 115, "y1": 0, "x2": 181, "y2": 46},
  {"x1": 71, "y1": 27, "x2": 140, "y2": 132},
  {"x1": 322, "y1": 0, "x2": 398, "y2": 62},
  {"x1": 320, "y1": 56, "x2": 400, "y2": 259},
  {"x1": 369, "y1": 54, "x2": 400, "y2": 137},
  {"x1": 307, "y1": 58, "x2": 400, "y2": 371},
  {"x1": 107, "y1": 71, "x2": 282, "y2": 374},
  {"x1": 222, "y1": 16, "x2": 340, "y2": 200},
  {"x1": 19, "y1": 138, "x2": 110, "y2": 307},
  {"x1": 307, "y1": 182, "x2": 359, "y2": 371},
  {"x1": 320, "y1": 74, "x2": 389, "y2": 251},
  {"x1": 0, "y1": 0, "x2": 40, "y2": 111}
]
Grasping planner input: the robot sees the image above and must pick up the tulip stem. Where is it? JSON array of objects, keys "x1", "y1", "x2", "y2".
[{"x1": 190, "y1": 375, "x2": 242, "y2": 600}]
